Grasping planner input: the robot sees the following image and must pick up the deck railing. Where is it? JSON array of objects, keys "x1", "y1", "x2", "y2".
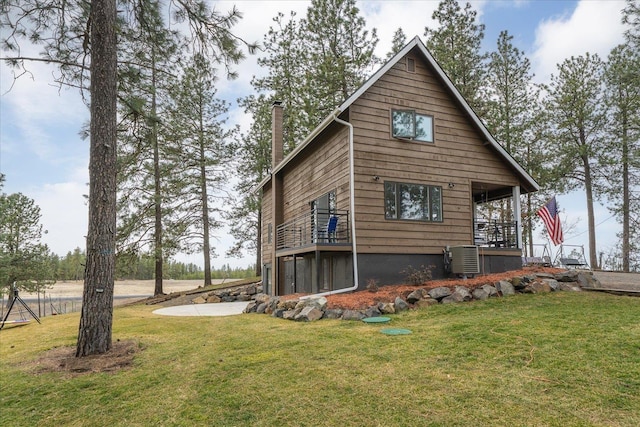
[
  {"x1": 474, "y1": 220, "x2": 518, "y2": 248},
  {"x1": 276, "y1": 209, "x2": 350, "y2": 251}
]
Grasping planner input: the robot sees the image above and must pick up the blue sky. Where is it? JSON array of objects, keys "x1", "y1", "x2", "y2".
[{"x1": 0, "y1": 0, "x2": 629, "y2": 268}]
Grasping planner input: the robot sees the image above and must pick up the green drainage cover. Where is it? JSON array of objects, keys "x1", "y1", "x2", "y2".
[
  {"x1": 362, "y1": 317, "x2": 391, "y2": 324},
  {"x1": 380, "y1": 328, "x2": 412, "y2": 335}
]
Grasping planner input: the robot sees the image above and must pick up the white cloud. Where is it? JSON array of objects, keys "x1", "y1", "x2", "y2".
[
  {"x1": 33, "y1": 178, "x2": 89, "y2": 256},
  {"x1": 1, "y1": 57, "x2": 88, "y2": 163},
  {"x1": 361, "y1": 1, "x2": 438, "y2": 56},
  {"x1": 531, "y1": 0, "x2": 626, "y2": 82}
]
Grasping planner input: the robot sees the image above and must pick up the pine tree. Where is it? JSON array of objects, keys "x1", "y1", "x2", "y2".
[
  {"x1": 602, "y1": 43, "x2": 640, "y2": 272},
  {"x1": 226, "y1": 95, "x2": 273, "y2": 275},
  {"x1": 302, "y1": 0, "x2": 379, "y2": 126},
  {"x1": 485, "y1": 31, "x2": 550, "y2": 255},
  {"x1": 165, "y1": 54, "x2": 237, "y2": 286},
  {"x1": 387, "y1": 28, "x2": 407, "y2": 59},
  {"x1": 623, "y1": 0, "x2": 640, "y2": 48},
  {"x1": 116, "y1": 1, "x2": 182, "y2": 296},
  {"x1": 251, "y1": 12, "x2": 308, "y2": 152},
  {"x1": 424, "y1": 0, "x2": 487, "y2": 114},
  {"x1": 544, "y1": 53, "x2": 607, "y2": 268},
  {"x1": 1, "y1": 0, "x2": 253, "y2": 356},
  {"x1": 0, "y1": 176, "x2": 54, "y2": 293}
]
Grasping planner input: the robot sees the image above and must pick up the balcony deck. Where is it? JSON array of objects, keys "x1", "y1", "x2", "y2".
[{"x1": 276, "y1": 209, "x2": 351, "y2": 256}]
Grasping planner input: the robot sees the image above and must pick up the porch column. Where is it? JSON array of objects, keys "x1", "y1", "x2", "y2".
[{"x1": 512, "y1": 185, "x2": 522, "y2": 249}]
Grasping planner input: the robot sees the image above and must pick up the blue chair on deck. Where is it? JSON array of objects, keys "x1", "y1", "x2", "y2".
[{"x1": 326, "y1": 216, "x2": 339, "y2": 242}]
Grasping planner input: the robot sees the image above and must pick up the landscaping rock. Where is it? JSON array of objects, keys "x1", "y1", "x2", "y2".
[
  {"x1": 440, "y1": 288, "x2": 466, "y2": 304},
  {"x1": 192, "y1": 296, "x2": 207, "y2": 304},
  {"x1": 542, "y1": 279, "x2": 559, "y2": 291},
  {"x1": 246, "y1": 285, "x2": 257, "y2": 295},
  {"x1": 244, "y1": 301, "x2": 257, "y2": 313},
  {"x1": 378, "y1": 302, "x2": 396, "y2": 314},
  {"x1": 266, "y1": 297, "x2": 280, "y2": 314},
  {"x1": 454, "y1": 286, "x2": 472, "y2": 301},
  {"x1": 278, "y1": 300, "x2": 298, "y2": 310},
  {"x1": 282, "y1": 310, "x2": 298, "y2": 320},
  {"x1": 256, "y1": 302, "x2": 267, "y2": 314},
  {"x1": 394, "y1": 296, "x2": 410, "y2": 312},
  {"x1": 558, "y1": 282, "x2": 582, "y2": 292},
  {"x1": 342, "y1": 310, "x2": 365, "y2": 321},
  {"x1": 472, "y1": 287, "x2": 489, "y2": 300},
  {"x1": 295, "y1": 306, "x2": 323, "y2": 322},
  {"x1": 323, "y1": 309, "x2": 344, "y2": 319},
  {"x1": 236, "y1": 294, "x2": 251, "y2": 302},
  {"x1": 481, "y1": 284, "x2": 498, "y2": 297},
  {"x1": 510, "y1": 276, "x2": 527, "y2": 290},
  {"x1": 364, "y1": 306, "x2": 382, "y2": 318},
  {"x1": 271, "y1": 308, "x2": 286, "y2": 318},
  {"x1": 496, "y1": 280, "x2": 515, "y2": 296},
  {"x1": 254, "y1": 293, "x2": 270, "y2": 304},
  {"x1": 414, "y1": 298, "x2": 438, "y2": 308},
  {"x1": 576, "y1": 272, "x2": 602, "y2": 289},
  {"x1": 529, "y1": 281, "x2": 552, "y2": 293},
  {"x1": 406, "y1": 288, "x2": 429, "y2": 303},
  {"x1": 428, "y1": 286, "x2": 452, "y2": 300},
  {"x1": 206, "y1": 295, "x2": 222, "y2": 303},
  {"x1": 442, "y1": 286, "x2": 472, "y2": 304},
  {"x1": 303, "y1": 297, "x2": 328, "y2": 311},
  {"x1": 555, "y1": 270, "x2": 579, "y2": 282}
]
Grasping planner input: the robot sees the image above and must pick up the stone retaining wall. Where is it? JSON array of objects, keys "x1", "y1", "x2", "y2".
[{"x1": 191, "y1": 270, "x2": 600, "y2": 322}]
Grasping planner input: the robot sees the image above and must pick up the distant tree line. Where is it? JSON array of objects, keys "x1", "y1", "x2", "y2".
[{"x1": 48, "y1": 247, "x2": 256, "y2": 281}]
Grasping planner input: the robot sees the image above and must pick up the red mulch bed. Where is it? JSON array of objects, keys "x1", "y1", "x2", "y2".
[{"x1": 324, "y1": 266, "x2": 564, "y2": 310}]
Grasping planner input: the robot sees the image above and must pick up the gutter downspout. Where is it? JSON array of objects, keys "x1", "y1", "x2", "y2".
[{"x1": 303, "y1": 114, "x2": 359, "y2": 298}]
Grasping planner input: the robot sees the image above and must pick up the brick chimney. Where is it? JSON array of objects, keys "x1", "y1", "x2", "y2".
[{"x1": 271, "y1": 101, "x2": 284, "y2": 169}]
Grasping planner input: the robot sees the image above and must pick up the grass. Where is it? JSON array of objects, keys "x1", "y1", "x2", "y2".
[{"x1": 1, "y1": 291, "x2": 639, "y2": 426}]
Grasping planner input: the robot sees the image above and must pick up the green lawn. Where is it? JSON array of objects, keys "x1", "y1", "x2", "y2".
[{"x1": 1, "y1": 291, "x2": 639, "y2": 426}]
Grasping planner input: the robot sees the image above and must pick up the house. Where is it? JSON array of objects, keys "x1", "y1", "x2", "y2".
[{"x1": 256, "y1": 36, "x2": 539, "y2": 296}]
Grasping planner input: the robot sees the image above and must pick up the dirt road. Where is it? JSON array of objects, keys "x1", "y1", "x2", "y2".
[
  {"x1": 19, "y1": 279, "x2": 236, "y2": 300},
  {"x1": 16, "y1": 272, "x2": 640, "y2": 299}
]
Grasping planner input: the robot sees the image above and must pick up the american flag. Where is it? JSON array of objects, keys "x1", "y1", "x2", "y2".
[{"x1": 537, "y1": 197, "x2": 564, "y2": 245}]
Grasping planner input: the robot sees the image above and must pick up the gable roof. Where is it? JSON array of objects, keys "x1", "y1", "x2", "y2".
[{"x1": 258, "y1": 36, "x2": 539, "y2": 193}]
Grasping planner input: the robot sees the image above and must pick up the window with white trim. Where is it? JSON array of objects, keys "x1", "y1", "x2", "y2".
[
  {"x1": 384, "y1": 181, "x2": 442, "y2": 222},
  {"x1": 391, "y1": 109, "x2": 434, "y2": 142}
]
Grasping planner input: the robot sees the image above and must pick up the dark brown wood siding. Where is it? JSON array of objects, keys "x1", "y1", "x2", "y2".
[
  {"x1": 350, "y1": 50, "x2": 520, "y2": 254},
  {"x1": 280, "y1": 126, "x2": 351, "y2": 221},
  {"x1": 260, "y1": 125, "x2": 351, "y2": 266}
]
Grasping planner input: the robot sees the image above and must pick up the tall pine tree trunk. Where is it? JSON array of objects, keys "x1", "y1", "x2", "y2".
[
  {"x1": 621, "y1": 109, "x2": 630, "y2": 272},
  {"x1": 151, "y1": 53, "x2": 164, "y2": 296},
  {"x1": 199, "y1": 131, "x2": 212, "y2": 287},
  {"x1": 583, "y1": 155, "x2": 598, "y2": 269},
  {"x1": 76, "y1": 0, "x2": 117, "y2": 357}
]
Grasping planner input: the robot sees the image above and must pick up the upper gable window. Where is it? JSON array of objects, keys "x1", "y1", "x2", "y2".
[
  {"x1": 407, "y1": 57, "x2": 416, "y2": 73},
  {"x1": 391, "y1": 109, "x2": 434, "y2": 143}
]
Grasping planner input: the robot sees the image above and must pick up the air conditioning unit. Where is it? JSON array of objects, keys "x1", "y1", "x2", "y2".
[{"x1": 450, "y1": 245, "x2": 480, "y2": 276}]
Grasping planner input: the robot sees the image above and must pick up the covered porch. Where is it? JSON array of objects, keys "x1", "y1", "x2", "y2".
[{"x1": 471, "y1": 182, "x2": 523, "y2": 273}]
